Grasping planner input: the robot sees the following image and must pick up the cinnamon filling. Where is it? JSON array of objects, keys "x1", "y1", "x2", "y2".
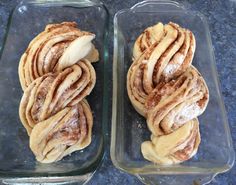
[
  {"x1": 173, "y1": 126, "x2": 198, "y2": 161},
  {"x1": 31, "y1": 76, "x2": 55, "y2": 122}
]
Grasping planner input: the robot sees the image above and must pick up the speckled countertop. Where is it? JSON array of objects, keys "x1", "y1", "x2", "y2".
[{"x1": 0, "y1": 0, "x2": 235, "y2": 184}]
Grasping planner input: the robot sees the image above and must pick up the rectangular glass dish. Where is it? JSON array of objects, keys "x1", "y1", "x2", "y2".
[
  {"x1": 111, "y1": 1, "x2": 235, "y2": 184},
  {"x1": 0, "y1": 0, "x2": 108, "y2": 184}
]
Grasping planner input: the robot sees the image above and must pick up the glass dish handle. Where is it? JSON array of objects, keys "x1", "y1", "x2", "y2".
[
  {"x1": 136, "y1": 173, "x2": 217, "y2": 185},
  {"x1": 130, "y1": 0, "x2": 187, "y2": 12},
  {"x1": 2, "y1": 173, "x2": 93, "y2": 185},
  {"x1": 20, "y1": 0, "x2": 104, "y2": 7}
]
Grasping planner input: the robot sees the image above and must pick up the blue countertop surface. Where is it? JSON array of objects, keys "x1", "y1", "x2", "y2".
[{"x1": 0, "y1": 0, "x2": 235, "y2": 184}]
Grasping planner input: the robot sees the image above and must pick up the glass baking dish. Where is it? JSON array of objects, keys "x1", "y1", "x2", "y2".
[
  {"x1": 0, "y1": 0, "x2": 108, "y2": 184},
  {"x1": 111, "y1": 1, "x2": 235, "y2": 185}
]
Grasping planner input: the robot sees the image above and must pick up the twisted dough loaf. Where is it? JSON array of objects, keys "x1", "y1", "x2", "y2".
[
  {"x1": 19, "y1": 22, "x2": 99, "y2": 90},
  {"x1": 127, "y1": 22, "x2": 196, "y2": 117},
  {"x1": 19, "y1": 60, "x2": 95, "y2": 135},
  {"x1": 127, "y1": 22, "x2": 209, "y2": 164},
  {"x1": 18, "y1": 22, "x2": 98, "y2": 163}
]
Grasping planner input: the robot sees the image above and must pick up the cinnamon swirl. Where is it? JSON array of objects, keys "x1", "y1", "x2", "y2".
[{"x1": 19, "y1": 22, "x2": 99, "y2": 90}]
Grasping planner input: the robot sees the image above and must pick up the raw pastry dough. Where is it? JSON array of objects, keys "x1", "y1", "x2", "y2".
[
  {"x1": 19, "y1": 22, "x2": 99, "y2": 90},
  {"x1": 145, "y1": 66, "x2": 209, "y2": 136},
  {"x1": 127, "y1": 22, "x2": 196, "y2": 117},
  {"x1": 141, "y1": 119, "x2": 200, "y2": 165},
  {"x1": 19, "y1": 60, "x2": 96, "y2": 135},
  {"x1": 30, "y1": 100, "x2": 93, "y2": 163},
  {"x1": 18, "y1": 22, "x2": 98, "y2": 163},
  {"x1": 127, "y1": 22, "x2": 209, "y2": 165}
]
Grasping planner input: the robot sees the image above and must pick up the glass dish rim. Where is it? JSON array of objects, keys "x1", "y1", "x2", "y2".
[
  {"x1": 111, "y1": 0, "x2": 235, "y2": 175},
  {"x1": 0, "y1": 0, "x2": 109, "y2": 180}
]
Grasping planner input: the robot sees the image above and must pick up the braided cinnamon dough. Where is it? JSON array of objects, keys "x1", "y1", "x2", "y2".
[
  {"x1": 127, "y1": 22, "x2": 196, "y2": 117},
  {"x1": 127, "y1": 22, "x2": 209, "y2": 165},
  {"x1": 145, "y1": 66, "x2": 209, "y2": 136},
  {"x1": 19, "y1": 22, "x2": 99, "y2": 90},
  {"x1": 30, "y1": 100, "x2": 93, "y2": 163},
  {"x1": 18, "y1": 22, "x2": 98, "y2": 163},
  {"x1": 19, "y1": 60, "x2": 95, "y2": 135},
  {"x1": 141, "y1": 119, "x2": 200, "y2": 165}
]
